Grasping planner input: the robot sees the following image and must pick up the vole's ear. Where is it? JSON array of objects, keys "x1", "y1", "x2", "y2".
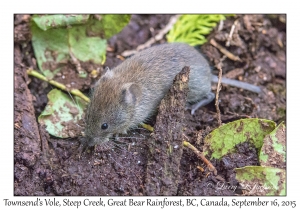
[
  {"x1": 96, "y1": 67, "x2": 114, "y2": 85},
  {"x1": 103, "y1": 67, "x2": 112, "y2": 77},
  {"x1": 120, "y1": 83, "x2": 142, "y2": 106}
]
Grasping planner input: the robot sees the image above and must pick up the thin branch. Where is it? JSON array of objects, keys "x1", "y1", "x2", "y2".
[
  {"x1": 141, "y1": 123, "x2": 154, "y2": 132},
  {"x1": 183, "y1": 140, "x2": 217, "y2": 175},
  {"x1": 69, "y1": 50, "x2": 87, "y2": 75},
  {"x1": 226, "y1": 19, "x2": 238, "y2": 47},
  {"x1": 27, "y1": 69, "x2": 90, "y2": 103},
  {"x1": 210, "y1": 38, "x2": 241, "y2": 62},
  {"x1": 215, "y1": 62, "x2": 223, "y2": 126},
  {"x1": 121, "y1": 15, "x2": 181, "y2": 57}
]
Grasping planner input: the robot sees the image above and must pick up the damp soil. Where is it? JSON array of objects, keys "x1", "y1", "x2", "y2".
[{"x1": 14, "y1": 14, "x2": 286, "y2": 196}]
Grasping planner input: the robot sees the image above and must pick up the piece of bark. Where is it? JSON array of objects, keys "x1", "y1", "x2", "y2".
[
  {"x1": 14, "y1": 45, "x2": 45, "y2": 195},
  {"x1": 144, "y1": 66, "x2": 190, "y2": 195}
]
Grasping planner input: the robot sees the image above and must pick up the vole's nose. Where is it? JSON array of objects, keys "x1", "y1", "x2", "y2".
[
  {"x1": 88, "y1": 138, "x2": 98, "y2": 147},
  {"x1": 79, "y1": 135, "x2": 93, "y2": 147}
]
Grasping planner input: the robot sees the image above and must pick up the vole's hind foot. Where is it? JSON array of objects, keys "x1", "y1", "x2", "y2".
[{"x1": 188, "y1": 92, "x2": 215, "y2": 115}]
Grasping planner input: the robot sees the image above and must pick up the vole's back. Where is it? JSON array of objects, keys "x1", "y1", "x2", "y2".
[{"x1": 112, "y1": 42, "x2": 211, "y2": 127}]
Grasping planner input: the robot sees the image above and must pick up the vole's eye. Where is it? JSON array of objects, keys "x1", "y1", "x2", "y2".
[{"x1": 101, "y1": 123, "x2": 108, "y2": 130}]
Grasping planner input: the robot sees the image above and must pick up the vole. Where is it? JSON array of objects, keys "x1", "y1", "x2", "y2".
[{"x1": 84, "y1": 43, "x2": 261, "y2": 146}]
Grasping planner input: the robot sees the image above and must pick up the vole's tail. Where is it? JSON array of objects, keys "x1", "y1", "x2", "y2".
[{"x1": 211, "y1": 75, "x2": 261, "y2": 94}]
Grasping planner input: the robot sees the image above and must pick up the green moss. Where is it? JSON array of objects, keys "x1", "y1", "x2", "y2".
[{"x1": 167, "y1": 15, "x2": 229, "y2": 46}]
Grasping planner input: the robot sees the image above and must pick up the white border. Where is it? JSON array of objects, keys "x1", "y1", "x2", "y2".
[{"x1": 2, "y1": 0, "x2": 298, "y2": 209}]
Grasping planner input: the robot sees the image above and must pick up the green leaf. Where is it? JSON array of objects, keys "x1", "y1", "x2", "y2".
[
  {"x1": 259, "y1": 122, "x2": 286, "y2": 169},
  {"x1": 85, "y1": 14, "x2": 131, "y2": 39},
  {"x1": 167, "y1": 14, "x2": 227, "y2": 46},
  {"x1": 68, "y1": 26, "x2": 107, "y2": 64},
  {"x1": 32, "y1": 14, "x2": 90, "y2": 31},
  {"x1": 203, "y1": 118, "x2": 276, "y2": 159},
  {"x1": 31, "y1": 14, "x2": 130, "y2": 79},
  {"x1": 236, "y1": 166, "x2": 286, "y2": 195},
  {"x1": 38, "y1": 89, "x2": 88, "y2": 138},
  {"x1": 31, "y1": 23, "x2": 70, "y2": 79}
]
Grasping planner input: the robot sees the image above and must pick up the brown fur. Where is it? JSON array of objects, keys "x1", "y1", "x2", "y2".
[{"x1": 84, "y1": 43, "x2": 212, "y2": 146}]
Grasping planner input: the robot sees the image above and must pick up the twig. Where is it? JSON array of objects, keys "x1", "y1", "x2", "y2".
[
  {"x1": 183, "y1": 141, "x2": 217, "y2": 175},
  {"x1": 223, "y1": 68, "x2": 244, "y2": 79},
  {"x1": 210, "y1": 39, "x2": 241, "y2": 62},
  {"x1": 215, "y1": 62, "x2": 223, "y2": 126},
  {"x1": 197, "y1": 166, "x2": 204, "y2": 172},
  {"x1": 141, "y1": 123, "x2": 154, "y2": 132},
  {"x1": 218, "y1": 19, "x2": 224, "y2": 31},
  {"x1": 27, "y1": 69, "x2": 90, "y2": 103},
  {"x1": 225, "y1": 111, "x2": 251, "y2": 119},
  {"x1": 226, "y1": 19, "x2": 238, "y2": 47},
  {"x1": 69, "y1": 50, "x2": 87, "y2": 75},
  {"x1": 121, "y1": 15, "x2": 181, "y2": 57}
]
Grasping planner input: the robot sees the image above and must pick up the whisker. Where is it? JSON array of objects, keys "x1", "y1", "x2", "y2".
[
  {"x1": 110, "y1": 140, "x2": 134, "y2": 146},
  {"x1": 115, "y1": 136, "x2": 146, "y2": 140},
  {"x1": 107, "y1": 153, "x2": 127, "y2": 169},
  {"x1": 111, "y1": 145, "x2": 135, "y2": 158},
  {"x1": 67, "y1": 91, "x2": 80, "y2": 110}
]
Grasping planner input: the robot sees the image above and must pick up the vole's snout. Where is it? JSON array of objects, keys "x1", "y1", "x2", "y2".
[
  {"x1": 80, "y1": 130, "x2": 111, "y2": 147},
  {"x1": 79, "y1": 135, "x2": 92, "y2": 147},
  {"x1": 80, "y1": 129, "x2": 98, "y2": 146},
  {"x1": 82, "y1": 136, "x2": 100, "y2": 147}
]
